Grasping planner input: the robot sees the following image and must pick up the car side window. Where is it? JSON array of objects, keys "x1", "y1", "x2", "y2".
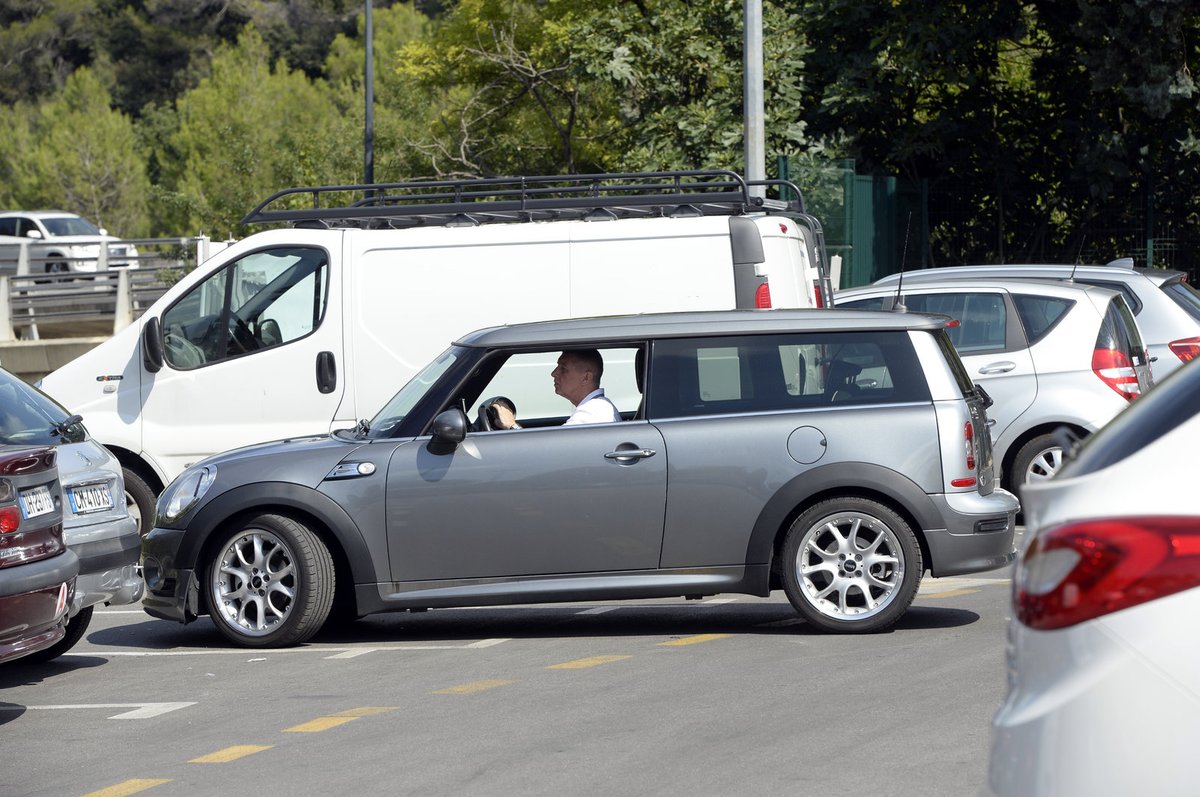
[
  {"x1": 0, "y1": 219, "x2": 16, "y2": 236},
  {"x1": 160, "y1": 246, "x2": 329, "y2": 370},
  {"x1": 649, "y1": 333, "x2": 929, "y2": 418},
  {"x1": 1012, "y1": 294, "x2": 1074, "y2": 345},
  {"x1": 905, "y1": 292, "x2": 1008, "y2": 353}
]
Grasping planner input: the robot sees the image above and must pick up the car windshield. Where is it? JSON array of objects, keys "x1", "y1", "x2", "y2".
[
  {"x1": 0, "y1": 369, "x2": 86, "y2": 445},
  {"x1": 41, "y1": 216, "x2": 101, "y2": 237},
  {"x1": 365, "y1": 346, "x2": 462, "y2": 439}
]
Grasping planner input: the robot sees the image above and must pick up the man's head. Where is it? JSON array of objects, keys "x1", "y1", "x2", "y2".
[{"x1": 552, "y1": 348, "x2": 604, "y2": 406}]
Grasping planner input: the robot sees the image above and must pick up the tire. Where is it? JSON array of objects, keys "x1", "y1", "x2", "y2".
[
  {"x1": 207, "y1": 514, "x2": 335, "y2": 648},
  {"x1": 780, "y1": 497, "x2": 922, "y2": 633},
  {"x1": 22, "y1": 606, "x2": 93, "y2": 663},
  {"x1": 1010, "y1": 432, "x2": 1065, "y2": 494},
  {"x1": 123, "y1": 467, "x2": 158, "y2": 536}
]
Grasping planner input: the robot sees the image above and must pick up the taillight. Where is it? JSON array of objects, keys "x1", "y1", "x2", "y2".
[
  {"x1": 1168, "y1": 336, "x2": 1200, "y2": 363},
  {"x1": 1016, "y1": 517, "x2": 1200, "y2": 630},
  {"x1": 812, "y1": 281, "x2": 825, "y2": 308},
  {"x1": 1092, "y1": 347, "x2": 1141, "y2": 401},
  {"x1": 950, "y1": 420, "x2": 978, "y2": 488},
  {"x1": 755, "y1": 283, "x2": 772, "y2": 309},
  {"x1": 0, "y1": 505, "x2": 19, "y2": 534}
]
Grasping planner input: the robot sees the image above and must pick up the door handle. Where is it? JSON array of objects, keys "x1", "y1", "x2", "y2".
[
  {"x1": 316, "y1": 351, "x2": 337, "y2": 394},
  {"x1": 977, "y1": 361, "x2": 1016, "y2": 375},
  {"x1": 604, "y1": 448, "x2": 657, "y2": 461}
]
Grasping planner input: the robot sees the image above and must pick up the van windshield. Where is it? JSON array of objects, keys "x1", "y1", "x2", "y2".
[{"x1": 366, "y1": 347, "x2": 462, "y2": 439}]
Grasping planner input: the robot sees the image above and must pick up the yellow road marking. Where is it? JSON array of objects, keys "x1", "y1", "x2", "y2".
[
  {"x1": 284, "y1": 716, "x2": 358, "y2": 733},
  {"x1": 658, "y1": 633, "x2": 732, "y2": 647},
  {"x1": 433, "y1": 679, "x2": 514, "y2": 695},
  {"x1": 332, "y1": 706, "x2": 399, "y2": 717},
  {"x1": 919, "y1": 588, "x2": 980, "y2": 599},
  {"x1": 189, "y1": 745, "x2": 273, "y2": 763},
  {"x1": 547, "y1": 655, "x2": 632, "y2": 670},
  {"x1": 82, "y1": 779, "x2": 172, "y2": 797}
]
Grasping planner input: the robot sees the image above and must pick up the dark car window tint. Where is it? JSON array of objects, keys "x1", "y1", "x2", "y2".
[
  {"x1": 1162, "y1": 279, "x2": 1200, "y2": 322},
  {"x1": 904, "y1": 292, "x2": 1007, "y2": 353},
  {"x1": 650, "y1": 332, "x2": 929, "y2": 418},
  {"x1": 1096, "y1": 297, "x2": 1146, "y2": 365},
  {"x1": 837, "y1": 296, "x2": 889, "y2": 311},
  {"x1": 1012, "y1": 294, "x2": 1074, "y2": 345},
  {"x1": 0, "y1": 218, "x2": 16, "y2": 236},
  {"x1": 1064, "y1": 359, "x2": 1200, "y2": 476},
  {"x1": 1076, "y1": 279, "x2": 1142, "y2": 314}
]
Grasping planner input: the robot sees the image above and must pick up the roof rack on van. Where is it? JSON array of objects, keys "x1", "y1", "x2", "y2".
[{"x1": 241, "y1": 170, "x2": 811, "y2": 228}]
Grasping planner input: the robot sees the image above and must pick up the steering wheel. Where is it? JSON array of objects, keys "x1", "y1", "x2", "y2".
[
  {"x1": 473, "y1": 396, "x2": 516, "y2": 431},
  {"x1": 227, "y1": 313, "x2": 258, "y2": 354}
]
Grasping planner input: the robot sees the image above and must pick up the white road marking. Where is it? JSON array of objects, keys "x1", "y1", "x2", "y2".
[
  {"x1": 576, "y1": 607, "x2": 619, "y2": 615},
  {"x1": 98, "y1": 639, "x2": 511, "y2": 657},
  {"x1": 701, "y1": 598, "x2": 738, "y2": 605},
  {"x1": 919, "y1": 577, "x2": 1011, "y2": 594},
  {"x1": 464, "y1": 638, "x2": 510, "y2": 648},
  {"x1": 2, "y1": 702, "x2": 196, "y2": 719}
]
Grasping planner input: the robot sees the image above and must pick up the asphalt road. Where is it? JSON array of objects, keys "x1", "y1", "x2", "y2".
[{"x1": 1, "y1": 568, "x2": 1017, "y2": 797}]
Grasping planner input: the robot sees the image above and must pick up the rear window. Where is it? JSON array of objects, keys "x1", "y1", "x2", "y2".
[
  {"x1": 933, "y1": 330, "x2": 977, "y2": 397},
  {"x1": 1012, "y1": 294, "x2": 1074, "y2": 345},
  {"x1": 648, "y1": 332, "x2": 930, "y2": 418},
  {"x1": 1162, "y1": 278, "x2": 1200, "y2": 322},
  {"x1": 1097, "y1": 296, "x2": 1148, "y2": 365}
]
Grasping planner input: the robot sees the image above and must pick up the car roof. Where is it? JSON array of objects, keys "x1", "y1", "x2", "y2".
[
  {"x1": 0, "y1": 210, "x2": 76, "y2": 219},
  {"x1": 837, "y1": 277, "x2": 1123, "y2": 301},
  {"x1": 871, "y1": 263, "x2": 1187, "y2": 285},
  {"x1": 454, "y1": 309, "x2": 951, "y2": 348}
]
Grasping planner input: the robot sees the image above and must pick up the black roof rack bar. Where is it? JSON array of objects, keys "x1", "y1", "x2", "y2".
[
  {"x1": 242, "y1": 169, "x2": 761, "y2": 226},
  {"x1": 745, "y1": 179, "x2": 808, "y2": 215}
]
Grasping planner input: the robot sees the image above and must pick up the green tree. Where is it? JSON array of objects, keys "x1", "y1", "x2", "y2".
[{"x1": 0, "y1": 67, "x2": 150, "y2": 236}]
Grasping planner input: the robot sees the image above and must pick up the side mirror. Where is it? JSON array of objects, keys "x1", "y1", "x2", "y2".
[
  {"x1": 427, "y1": 408, "x2": 468, "y2": 455},
  {"x1": 142, "y1": 317, "x2": 165, "y2": 373},
  {"x1": 25, "y1": 229, "x2": 43, "y2": 240},
  {"x1": 98, "y1": 227, "x2": 109, "y2": 236}
]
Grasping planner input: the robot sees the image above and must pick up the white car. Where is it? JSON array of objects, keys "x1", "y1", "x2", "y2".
[
  {"x1": 870, "y1": 261, "x2": 1200, "y2": 379},
  {"x1": 987, "y1": 354, "x2": 1200, "y2": 797},
  {"x1": 835, "y1": 278, "x2": 1154, "y2": 493},
  {"x1": 0, "y1": 210, "x2": 140, "y2": 275}
]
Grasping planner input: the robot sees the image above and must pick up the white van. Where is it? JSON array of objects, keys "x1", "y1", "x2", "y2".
[{"x1": 39, "y1": 171, "x2": 832, "y2": 525}]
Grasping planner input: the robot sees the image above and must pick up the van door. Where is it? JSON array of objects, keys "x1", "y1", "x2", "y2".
[{"x1": 141, "y1": 243, "x2": 344, "y2": 479}]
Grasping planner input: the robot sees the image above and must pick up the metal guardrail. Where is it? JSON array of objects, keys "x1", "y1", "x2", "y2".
[{"x1": 0, "y1": 235, "x2": 232, "y2": 341}]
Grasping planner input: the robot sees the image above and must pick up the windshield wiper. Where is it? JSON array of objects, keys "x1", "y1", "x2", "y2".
[{"x1": 52, "y1": 414, "x2": 83, "y2": 437}]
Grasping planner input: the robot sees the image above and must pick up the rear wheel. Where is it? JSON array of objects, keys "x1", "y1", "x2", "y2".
[
  {"x1": 207, "y1": 514, "x2": 334, "y2": 648},
  {"x1": 23, "y1": 606, "x2": 93, "y2": 663},
  {"x1": 781, "y1": 497, "x2": 922, "y2": 633},
  {"x1": 1010, "y1": 433, "x2": 1063, "y2": 492}
]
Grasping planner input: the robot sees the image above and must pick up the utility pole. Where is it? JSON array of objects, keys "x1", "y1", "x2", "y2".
[
  {"x1": 744, "y1": 0, "x2": 765, "y2": 198},
  {"x1": 364, "y1": 0, "x2": 375, "y2": 187}
]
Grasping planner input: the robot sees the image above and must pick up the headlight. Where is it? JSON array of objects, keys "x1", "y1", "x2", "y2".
[{"x1": 157, "y1": 465, "x2": 217, "y2": 524}]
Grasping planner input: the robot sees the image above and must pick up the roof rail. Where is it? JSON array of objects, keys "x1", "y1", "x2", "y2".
[{"x1": 240, "y1": 170, "x2": 810, "y2": 228}]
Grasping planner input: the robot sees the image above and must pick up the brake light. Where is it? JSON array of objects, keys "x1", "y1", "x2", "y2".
[
  {"x1": 755, "y1": 283, "x2": 772, "y2": 309},
  {"x1": 1168, "y1": 336, "x2": 1200, "y2": 363},
  {"x1": 950, "y1": 420, "x2": 978, "y2": 488},
  {"x1": 1092, "y1": 347, "x2": 1141, "y2": 401},
  {"x1": 1016, "y1": 517, "x2": 1200, "y2": 630},
  {"x1": 0, "y1": 506, "x2": 19, "y2": 534},
  {"x1": 813, "y1": 281, "x2": 825, "y2": 308}
]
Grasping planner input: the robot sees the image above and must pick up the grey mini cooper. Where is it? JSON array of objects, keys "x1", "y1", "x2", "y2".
[{"x1": 142, "y1": 310, "x2": 1019, "y2": 646}]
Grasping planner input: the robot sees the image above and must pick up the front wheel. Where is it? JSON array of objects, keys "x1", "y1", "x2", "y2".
[
  {"x1": 207, "y1": 514, "x2": 335, "y2": 648},
  {"x1": 781, "y1": 497, "x2": 922, "y2": 633},
  {"x1": 122, "y1": 467, "x2": 157, "y2": 536}
]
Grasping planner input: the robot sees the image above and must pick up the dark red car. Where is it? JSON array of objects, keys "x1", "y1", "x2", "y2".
[{"x1": 0, "y1": 446, "x2": 78, "y2": 664}]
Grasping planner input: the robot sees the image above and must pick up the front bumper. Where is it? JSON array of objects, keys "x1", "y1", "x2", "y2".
[
  {"x1": 923, "y1": 488, "x2": 1020, "y2": 577},
  {"x1": 140, "y1": 526, "x2": 200, "y2": 624}
]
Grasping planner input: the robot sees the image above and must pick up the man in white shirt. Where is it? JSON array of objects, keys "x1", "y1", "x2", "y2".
[{"x1": 491, "y1": 348, "x2": 621, "y2": 428}]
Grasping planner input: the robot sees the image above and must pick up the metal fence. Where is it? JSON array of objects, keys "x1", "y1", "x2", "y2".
[{"x1": 0, "y1": 236, "x2": 229, "y2": 341}]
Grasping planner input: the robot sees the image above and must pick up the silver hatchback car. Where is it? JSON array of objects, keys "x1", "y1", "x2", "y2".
[
  {"x1": 142, "y1": 310, "x2": 1019, "y2": 647},
  {"x1": 836, "y1": 279, "x2": 1153, "y2": 493}
]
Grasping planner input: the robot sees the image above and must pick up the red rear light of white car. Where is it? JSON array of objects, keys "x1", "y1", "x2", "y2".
[
  {"x1": 813, "y1": 281, "x2": 825, "y2": 308},
  {"x1": 1016, "y1": 517, "x2": 1200, "y2": 630},
  {"x1": 950, "y1": 420, "x2": 977, "y2": 488},
  {"x1": 1092, "y1": 347, "x2": 1141, "y2": 401},
  {"x1": 1168, "y1": 336, "x2": 1200, "y2": 363},
  {"x1": 755, "y1": 283, "x2": 772, "y2": 309}
]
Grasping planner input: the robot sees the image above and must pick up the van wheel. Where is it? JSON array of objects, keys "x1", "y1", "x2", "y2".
[
  {"x1": 207, "y1": 514, "x2": 334, "y2": 648},
  {"x1": 781, "y1": 497, "x2": 921, "y2": 633},
  {"x1": 23, "y1": 606, "x2": 93, "y2": 663},
  {"x1": 1011, "y1": 433, "x2": 1063, "y2": 491},
  {"x1": 123, "y1": 467, "x2": 157, "y2": 536}
]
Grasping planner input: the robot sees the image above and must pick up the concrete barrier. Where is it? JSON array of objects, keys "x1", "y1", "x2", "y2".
[{"x1": 0, "y1": 336, "x2": 107, "y2": 383}]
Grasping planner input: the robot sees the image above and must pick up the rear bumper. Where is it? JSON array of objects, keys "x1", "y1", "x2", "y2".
[
  {"x1": 0, "y1": 551, "x2": 78, "y2": 663},
  {"x1": 924, "y1": 488, "x2": 1020, "y2": 576}
]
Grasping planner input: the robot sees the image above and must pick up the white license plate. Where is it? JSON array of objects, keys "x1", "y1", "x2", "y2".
[
  {"x1": 19, "y1": 485, "x2": 55, "y2": 519},
  {"x1": 69, "y1": 484, "x2": 114, "y2": 514}
]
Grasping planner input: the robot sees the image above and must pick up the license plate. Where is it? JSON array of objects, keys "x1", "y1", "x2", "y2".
[
  {"x1": 19, "y1": 485, "x2": 55, "y2": 519},
  {"x1": 69, "y1": 484, "x2": 114, "y2": 514}
]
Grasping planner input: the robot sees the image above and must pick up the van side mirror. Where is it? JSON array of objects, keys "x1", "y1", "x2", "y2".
[
  {"x1": 427, "y1": 408, "x2": 468, "y2": 455},
  {"x1": 142, "y1": 317, "x2": 165, "y2": 373}
]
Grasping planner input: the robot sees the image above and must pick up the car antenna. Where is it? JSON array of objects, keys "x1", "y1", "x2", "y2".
[
  {"x1": 1069, "y1": 235, "x2": 1086, "y2": 283},
  {"x1": 893, "y1": 212, "x2": 913, "y2": 312}
]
